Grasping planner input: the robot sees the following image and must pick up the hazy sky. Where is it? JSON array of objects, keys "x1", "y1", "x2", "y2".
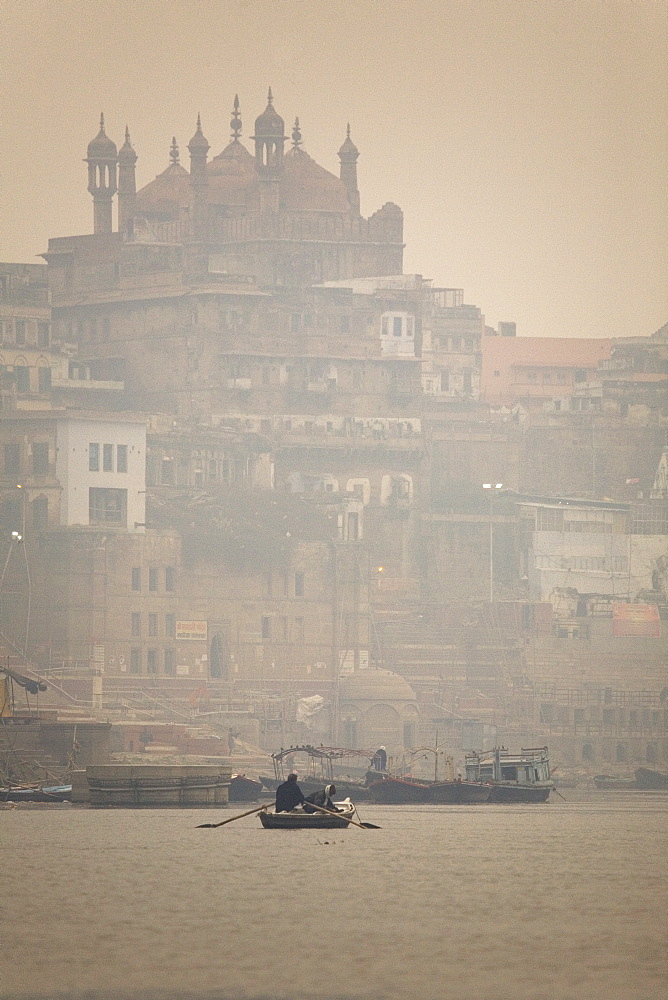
[{"x1": 1, "y1": 0, "x2": 666, "y2": 339}]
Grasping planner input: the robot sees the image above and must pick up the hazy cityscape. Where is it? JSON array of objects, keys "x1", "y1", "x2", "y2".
[{"x1": 1, "y1": 3, "x2": 666, "y2": 1000}]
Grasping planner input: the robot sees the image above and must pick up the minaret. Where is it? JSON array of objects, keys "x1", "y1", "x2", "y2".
[
  {"x1": 187, "y1": 114, "x2": 210, "y2": 238},
  {"x1": 85, "y1": 113, "x2": 118, "y2": 235},
  {"x1": 338, "y1": 123, "x2": 360, "y2": 215},
  {"x1": 230, "y1": 94, "x2": 242, "y2": 143},
  {"x1": 252, "y1": 88, "x2": 285, "y2": 213},
  {"x1": 117, "y1": 126, "x2": 137, "y2": 238}
]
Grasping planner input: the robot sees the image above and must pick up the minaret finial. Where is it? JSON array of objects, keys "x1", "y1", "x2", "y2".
[
  {"x1": 100, "y1": 112, "x2": 106, "y2": 133},
  {"x1": 170, "y1": 137, "x2": 179, "y2": 166},
  {"x1": 291, "y1": 117, "x2": 302, "y2": 149},
  {"x1": 267, "y1": 86, "x2": 273, "y2": 105},
  {"x1": 346, "y1": 122, "x2": 351, "y2": 138},
  {"x1": 125, "y1": 125, "x2": 131, "y2": 143},
  {"x1": 231, "y1": 94, "x2": 242, "y2": 141},
  {"x1": 196, "y1": 112, "x2": 202, "y2": 132}
]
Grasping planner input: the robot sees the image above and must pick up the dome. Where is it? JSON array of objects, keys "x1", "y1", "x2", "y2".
[
  {"x1": 339, "y1": 669, "x2": 417, "y2": 704},
  {"x1": 254, "y1": 88, "x2": 284, "y2": 137},
  {"x1": 338, "y1": 124, "x2": 359, "y2": 159},
  {"x1": 118, "y1": 127, "x2": 137, "y2": 164},
  {"x1": 135, "y1": 161, "x2": 190, "y2": 217},
  {"x1": 188, "y1": 115, "x2": 210, "y2": 152},
  {"x1": 208, "y1": 141, "x2": 258, "y2": 208},
  {"x1": 281, "y1": 147, "x2": 351, "y2": 213},
  {"x1": 87, "y1": 114, "x2": 117, "y2": 159}
]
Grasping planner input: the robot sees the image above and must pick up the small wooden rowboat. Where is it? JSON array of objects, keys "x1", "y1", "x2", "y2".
[{"x1": 259, "y1": 799, "x2": 356, "y2": 829}]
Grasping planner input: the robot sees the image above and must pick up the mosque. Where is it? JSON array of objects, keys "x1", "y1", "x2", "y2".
[{"x1": 84, "y1": 90, "x2": 404, "y2": 286}]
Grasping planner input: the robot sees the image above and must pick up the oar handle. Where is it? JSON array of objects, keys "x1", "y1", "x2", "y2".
[{"x1": 306, "y1": 800, "x2": 367, "y2": 830}]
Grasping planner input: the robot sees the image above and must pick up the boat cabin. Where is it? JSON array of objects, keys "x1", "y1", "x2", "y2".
[{"x1": 465, "y1": 747, "x2": 551, "y2": 785}]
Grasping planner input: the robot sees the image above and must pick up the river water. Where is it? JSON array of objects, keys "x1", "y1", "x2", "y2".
[{"x1": 1, "y1": 790, "x2": 666, "y2": 1000}]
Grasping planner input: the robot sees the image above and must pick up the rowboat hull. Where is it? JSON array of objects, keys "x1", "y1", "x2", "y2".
[{"x1": 259, "y1": 804, "x2": 355, "y2": 829}]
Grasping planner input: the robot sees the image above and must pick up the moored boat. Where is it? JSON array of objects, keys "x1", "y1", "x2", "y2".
[
  {"x1": 259, "y1": 799, "x2": 356, "y2": 829},
  {"x1": 634, "y1": 767, "x2": 668, "y2": 790},
  {"x1": 0, "y1": 783, "x2": 72, "y2": 803},
  {"x1": 465, "y1": 747, "x2": 554, "y2": 803},
  {"x1": 366, "y1": 776, "x2": 430, "y2": 804},
  {"x1": 228, "y1": 774, "x2": 264, "y2": 801},
  {"x1": 426, "y1": 779, "x2": 491, "y2": 804},
  {"x1": 593, "y1": 774, "x2": 638, "y2": 790}
]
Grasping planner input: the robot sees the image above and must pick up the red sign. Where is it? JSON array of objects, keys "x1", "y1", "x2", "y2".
[{"x1": 612, "y1": 603, "x2": 661, "y2": 638}]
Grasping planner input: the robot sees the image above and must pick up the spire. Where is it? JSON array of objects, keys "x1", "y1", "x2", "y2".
[
  {"x1": 230, "y1": 94, "x2": 242, "y2": 141},
  {"x1": 170, "y1": 137, "x2": 180, "y2": 166},
  {"x1": 291, "y1": 117, "x2": 302, "y2": 149},
  {"x1": 188, "y1": 113, "x2": 210, "y2": 153},
  {"x1": 338, "y1": 123, "x2": 360, "y2": 215},
  {"x1": 118, "y1": 126, "x2": 137, "y2": 164},
  {"x1": 267, "y1": 86, "x2": 273, "y2": 105}
]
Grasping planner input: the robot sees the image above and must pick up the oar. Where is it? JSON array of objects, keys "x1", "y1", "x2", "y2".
[
  {"x1": 551, "y1": 787, "x2": 568, "y2": 802},
  {"x1": 307, "y1": 801, "x2": 380, "y2": 829},
  {"x1": 196, "y1": 804, "x2": 267, "y2": 828}
]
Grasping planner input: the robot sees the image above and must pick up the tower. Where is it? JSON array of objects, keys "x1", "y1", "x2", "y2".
[
  {"x1": 252, "y1": 88, "x2": 285, "y2": 213},
  {"x1": 117, "y1": 126, "x2": 137, "y2": 238},
  {"x1": 86, "y1": 113, "x2": 118, "y2": 235},
  {"x1": 187, "y1": 114, "x2": 210, "y2": 238},
  {"x1": 338, "y1": 124, "x2": 360, "y2": 215}
]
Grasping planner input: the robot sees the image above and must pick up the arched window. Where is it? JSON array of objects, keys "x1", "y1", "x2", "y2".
[{"x1": 210, "y1": 632, "x2": 229, "y2": 680}]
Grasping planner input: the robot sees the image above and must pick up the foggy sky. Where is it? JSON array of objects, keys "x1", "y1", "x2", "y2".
[{"x1": 1, "y1": 0, "x2": 666, "y2": 340}]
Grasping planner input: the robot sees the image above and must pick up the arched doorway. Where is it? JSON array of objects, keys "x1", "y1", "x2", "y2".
[
  {"x1": 582, "y1": 743, "x2": 594, "y2": 762},
  {"x1": 210, "y1": 632, "x2": 229, "y2": 680}
]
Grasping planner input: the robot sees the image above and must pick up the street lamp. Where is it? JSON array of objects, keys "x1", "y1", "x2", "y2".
[{"x1": 483, "y1": 483, "x2": 503, "y2": 603}]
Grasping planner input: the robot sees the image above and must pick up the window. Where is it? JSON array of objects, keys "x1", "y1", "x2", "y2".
[
  {"x1": 89, "y1": 443, "x2": 100, "y2": 472},
  {"x1": 462, "y1": 370, "x2": 472, "y2": 394},
  {"x1": 132, "y1": 567, "x2": 141, "y2": 591},
  {"x1": 165, "y1": 566, "x2": 175, "y2": 591},
  {"x1": 147, "y1": 649, "x2": 158, "y2": 674},
  {"x1": 165, "y1": 613, "x2": 175, "y2": 638},
  {"x1": 31, "y1": 442, "x2": 47, "y2": 476},
  {"x1": 4, "y1": 443, "x2": 20, "y2": 475},
  {"x1": 131, "y1": 613, "x2": 141, "y2": 637},
  {"x1": 393, "y1": 317, "x2": 403, "y2": 337},
  {"x1": 15, "y1": 321, "x2": 26, "y2": 346},
  {"x1": 148, "y1": 568, "x2": 158, "y2": 592},
  {"x1": 116, "y1": 445, "x2": 128, "y2": 473},
  {"x1": 130, "y1": 648, "x2": 141, "y2": 674},
  {"x1": 161, "y1": 459, "x2": 174, "y2": 484},
  {"x1": 164, "y1": 649, "x2": 176, "y2": 675},
  {"x1": 89, "y1": 487, "x2": 126, "y2": 525},
  {"x1": 38, "y1": 323, "x2": 50, "y2": 348},
  {"x1": 103, "y1": 444, "x2": 113, "y2": 472},
  {"x1": 536, "y1": 507, "x2": 564, "y2": 532},
  {"x1": 440, "y1": 370, "x2": 450, "y2": 392},
  {"x1": 294, "y1": 616, "x2": 304, "y2": 641},
  {"x1": 38, "y1": 367, "x2": 51, "y2": 393},
  {"x1": 261, "y1": 616, "x2": 271, "y2": 639},
  {"x1": 15, "y1": 366, "x2": 29, "y2": 392},
  {"x1": 148, "y1": 613, "x2": 157, "y2": 637},
  {"x1": 295, "y1": 571, "x2": 304, "y2": 597}
]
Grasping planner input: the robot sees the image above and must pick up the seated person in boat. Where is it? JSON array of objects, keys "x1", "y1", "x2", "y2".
[
  {"x1": 303, "y1": 783, "x2": 338, "y2": 814},
  {"x1": 275, "y1": 773, "x2": 305, "y2": 812}
]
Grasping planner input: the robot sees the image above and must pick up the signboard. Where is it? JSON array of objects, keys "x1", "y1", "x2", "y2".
[
  {"x1": 612, "y1": 603, "x2": 661, "y2": 638},
  {"x1": 176, "y1": 621, "x2": 208, "y2": 642}
]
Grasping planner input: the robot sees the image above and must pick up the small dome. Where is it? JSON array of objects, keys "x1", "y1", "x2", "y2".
[
  {"x1": 188, "y1": 115, "x2": 210, "y2": 153},
  {"x1": 208, "y1": 141, "x2": 259, "y2": 207},
  {"x1": 254, "y1": 88, "x2": 285, "y2": 138},
  {"x1": 87, "y1": 113, "x2": 117, "y2": 159},
  {"x1": 135, "y1": 161, "x2": 190, "y2": 217},
  {"x1": 340, "y1": 669, "x2": 417, "y2": 704},
  {"x1": 118, "y1": 127, "x2": 137, "y2": 164},
  {"x1": 338, "y1": 124, "x2": 359, "y2": 159}
]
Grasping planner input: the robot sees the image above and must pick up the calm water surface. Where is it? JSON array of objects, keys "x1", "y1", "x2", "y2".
[{"x1": 1, "y1": 791, "x2": 666, "y2": 1000}]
